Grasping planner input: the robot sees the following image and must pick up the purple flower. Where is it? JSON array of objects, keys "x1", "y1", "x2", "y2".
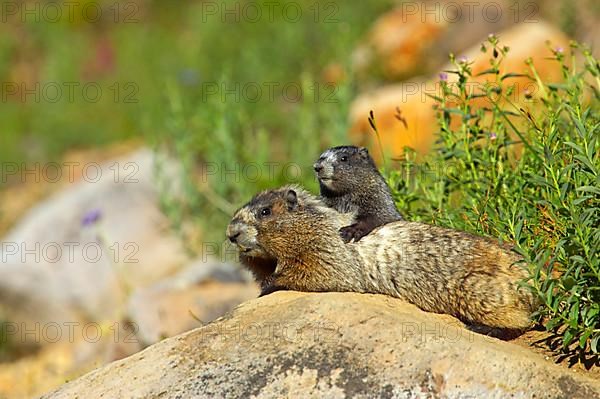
[
  {"x1": 439, "y1": 72, "x2": 448, "y2": 82},
  {"x1": 459, "y1": 56, "x2": 468, "y2": 63},
  {"x1": 81, "y1": 209, "x2": 102, "y2": 227},
  {"x1": 555, "y1": 47, "x2": 564, "y2": 54},
  {"x1": 489, "y1": 132, "x2": 497, "y2": 140}
]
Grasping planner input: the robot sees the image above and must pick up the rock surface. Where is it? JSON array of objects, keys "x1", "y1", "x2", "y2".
[
  {"x1": 44, "y1": 292, "x2": 600, "y2": 399},
  {"x1": 0, "y1": 148, "x2": 263, "y2": 398},
  {"x1": 127, "y1": 260, "x2": 258, "y2": 345},
  {"x1": 0, "y1": 149, "x2": 188, "y2": 343}
]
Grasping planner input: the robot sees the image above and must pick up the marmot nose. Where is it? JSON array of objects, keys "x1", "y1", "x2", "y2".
[
  {"x1": 228, "y1": 231, "x2": 241, "y2": 244},
  {"x1": 313, "y1": 163, "x2": 323, "y2": 172}
]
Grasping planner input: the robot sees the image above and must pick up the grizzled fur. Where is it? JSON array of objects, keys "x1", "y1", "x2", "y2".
[
  {"x1": 226, "y1": 185, "x2": 356, "y2": 291},
  {"x1": 227, "y1": 186, "x2": 537, "y2": 330},
  {"x1": 314, "y1": 146, "x2": 403, "y2": 242}
]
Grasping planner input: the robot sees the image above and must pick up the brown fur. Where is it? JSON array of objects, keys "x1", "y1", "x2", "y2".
[{"x1": 227, "y1": 186, "x2": 537, "y2": 330}]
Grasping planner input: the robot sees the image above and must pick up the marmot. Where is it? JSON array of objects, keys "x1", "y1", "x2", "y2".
[
  {"x1": 314, "y1": 146, "x2": 403, "y2": 242},
  {"x1": 226, "y1": 185, "x2": 537, "y2": 330}
]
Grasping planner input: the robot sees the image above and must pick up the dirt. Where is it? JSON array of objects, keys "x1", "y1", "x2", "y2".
[{"x1": 512, "y1": 328, "x2": 600, "y2": 377}]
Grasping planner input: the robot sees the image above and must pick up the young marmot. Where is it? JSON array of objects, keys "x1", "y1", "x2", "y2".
[
  {"x1": 226, "y1": 186, "x2": 537, "y2": 330},
  {"x1": 313, "y1": 146, "x2": 403, "y2": 242}
]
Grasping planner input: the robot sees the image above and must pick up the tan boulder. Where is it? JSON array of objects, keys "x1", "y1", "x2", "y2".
[
  {"x1": 43, "y1": 292, "x2": 600, "y2": 398},
  {"x1": 127, "y1": 260, "x2": 259, "y2": 345}
]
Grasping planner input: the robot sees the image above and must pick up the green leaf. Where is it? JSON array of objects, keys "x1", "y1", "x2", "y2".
[
  {"x1": 476, "y1": 68, "x2": 499, "y2": 76},
  {"x1": 580, "y1": 330, "x2": 592, "y2": 349},
  {"x1": 548, "y1": 83, "x2": 569, "y2": 91},
  {"x1": 563, "y1": 329, "x2": 575, "y2": 347},
  {"x1": 568, "y1": 303, "x2": 580, "y2": 327},
  {"x1": 587, "y1": 306, "x2": 599, "y2": 320},
  {"x1": 545, "y1": 318, "x2": 560, "y2": 331},
  {"x1": 573, "y1": 155, "x2": 597, "y2": 173},
  {"x1": 425, "y1": 93, "x2": 443, "y2": 102},
  {"x1": 564, "y1": 141, "x2": 584, "y2": 154},
  {"x1": 591, "y1": 335, "x2": 600, "y2": 353},
  {"x1": 573, "y1": 196, "x2": 593, "y2": 205},
  {"x1": 562, "y1": 277, "x2": 577, "y2": 290},
  {"x1": 576, "y1": 186, "x2": 600, "y2": 195}
]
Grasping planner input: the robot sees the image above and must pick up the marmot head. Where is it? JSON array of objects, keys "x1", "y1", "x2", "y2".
[
  {"x1": 313, "y1": 146, "x2": 378, "y2": 195},
  {"x1": 227, "y1": 187, "x2": 291, "y2": 258},
  {"x1": 226, "y1": 185, "x2": 354, "y2": 258}
]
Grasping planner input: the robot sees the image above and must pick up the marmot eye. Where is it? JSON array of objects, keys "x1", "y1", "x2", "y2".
[
  {"x1": 260, "y1": 207, "x2": 271, "y2": 216},
  {"x1": 340, "y1": 156, "x2": 348, "y2": 162}
]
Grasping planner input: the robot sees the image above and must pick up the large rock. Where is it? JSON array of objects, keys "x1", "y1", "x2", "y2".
[
  {"x1": 0, "y1": 149, "x2": 188, "y2": 345},
  {"x1": 353, "y1": 0, "x2": 517, "y2": 82},
  {"x1": 44, "y1": 292, "x2": 600, "y2": 398},
  {"x1": 127, "y1": 260, "x2": 258, "y2": 345},
  {"x1": 349, "y1": 80, "x2": 438, "y2": 157},
  {"x1": 350, "y1": 21, "x2": 570, "y2": 159},
  {"x1": 439, "y1": 20, "x2": 569, "y2": 97}
]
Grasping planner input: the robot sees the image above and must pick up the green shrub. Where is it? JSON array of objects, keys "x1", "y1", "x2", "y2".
[{"x1": 388, "y1": 37, "x2": 599, "y2": 356}]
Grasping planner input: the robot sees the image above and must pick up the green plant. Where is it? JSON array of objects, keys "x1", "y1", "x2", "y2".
[
  {"x1": 153, "y1": 0, "x2": 393, "y2": 249},
  {"x1": 0, "y1": 320, "x2": 14, "y2": 363},
  {"x1": 389, "y1": 37, "x2": 599, "y2": 356}
]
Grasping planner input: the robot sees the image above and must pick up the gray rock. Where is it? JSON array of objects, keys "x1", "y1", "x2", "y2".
[
  {"x1": 127, "y1": 260, "x2": 258, "y2": 345},
  {"x1": 43, "y1": 292, "x2": 600, "y2": 398},
  {"x1": 0, "y1": 149, "x2": 188, "y2": 345}
]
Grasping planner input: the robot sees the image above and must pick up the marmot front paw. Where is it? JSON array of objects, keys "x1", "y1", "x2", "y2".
[{"x1": 340, "y1": 224, "x2": 367, "y2": 243}]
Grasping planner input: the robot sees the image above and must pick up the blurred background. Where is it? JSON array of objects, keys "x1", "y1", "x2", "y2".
[{"x1": 0, "y1": 0, "x2": 598, "y2": 397}]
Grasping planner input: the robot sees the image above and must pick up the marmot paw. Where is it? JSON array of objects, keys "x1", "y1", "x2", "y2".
[{"x1": 340, "y1": 224, "x2": 367, "y2": 243}]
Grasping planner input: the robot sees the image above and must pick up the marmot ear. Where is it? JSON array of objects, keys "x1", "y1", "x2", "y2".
[
  {"x1": 286, "y1": 189, "x2": 298, "y2": 210},
  {"x1": 358, "y1": 147, "x2": 370, "y2": 159}
]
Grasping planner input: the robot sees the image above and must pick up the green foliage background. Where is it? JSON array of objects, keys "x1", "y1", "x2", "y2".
[
  {"x1": 388, "y1": 39, "x2": 599, "y2": 356},
  {"x1": 1, "y1": 1, "x2": 598, "y2": 358}
]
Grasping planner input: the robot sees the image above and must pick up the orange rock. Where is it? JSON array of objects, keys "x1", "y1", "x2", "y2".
[
  {"x1": 352, "y1": 6, "x2": 447, "y2": 81},
  {"x1": 349, "y1": 81, "x2": 437, "y2": 159},
  {"x1": 349, "y1": 21, "x2": 571, "y2": 160},
  {"x1": 321, "y1": 62, "x2": 346, "y2": 85},
  {"x1": 353, "y1": 0, "x2": 517, "y2": 82},
  {"x1": 441, "y1": 21, "x2": 570, "y2": 103}
]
